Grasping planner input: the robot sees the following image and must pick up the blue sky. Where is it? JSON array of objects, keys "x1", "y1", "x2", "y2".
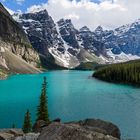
[
  {"x1": 1, "y1": 0, "x2": 101, "y2": 12},
  {"x1": 1, "y1": 0, "x2": 48, "y2": 12}
]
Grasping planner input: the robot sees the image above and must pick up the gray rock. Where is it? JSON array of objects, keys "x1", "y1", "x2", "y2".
[
  {"x1": 76, "y1": 119, "x2": 120, "y2": 139},
  {"x1": 38, "y1": 119, "x2": 120, "y2": 140},
  {"x1": 0, "y1": 132, "x2": 14, "y2": 140},
  {"x1": 0, "y1": 129, "x2": 24, "y2": 140},
  {"x1": 15, "y1": 133, "x2": 40, "y2": 140},
  {"x1": 4, "y1": 129, "x2": 23, "y2": 137},
  {"x1": 0, "y1": 129, "x2": 39, "y2": 140}
]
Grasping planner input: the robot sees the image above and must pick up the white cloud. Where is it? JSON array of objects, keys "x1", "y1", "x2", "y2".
[
  {"x1": 16, "y1": 0, "x2": 25, "y2": 5},
  {"x1": 65, "y1": 13, "x2": 80, "y2": 20},
  {"x1": 27, "y1": 0, "x2": 140, "y2": 30}
]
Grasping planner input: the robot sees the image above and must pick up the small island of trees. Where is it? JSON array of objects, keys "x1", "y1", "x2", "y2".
[{"x1": 93, "y1": 60, "x2": 140, "y2": 86}]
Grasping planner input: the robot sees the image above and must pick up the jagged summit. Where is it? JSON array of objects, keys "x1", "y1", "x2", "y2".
[
  {"x1": 80, "y1": 26, "x2": 91, "y2": 32},
  {"x1": 95, "y1": 26, "x2": 104, "y2": 34},
  {"x1": 57, "y1": 18, "x2": 76, "y2": 31}
]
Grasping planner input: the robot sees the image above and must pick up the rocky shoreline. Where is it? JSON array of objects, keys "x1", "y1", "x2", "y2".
[
  {"x1": 0, "y1": 70, "x2": 7, "y2": 80},
  {"x1": 0, "y1": 119, "x2": 121, "y2": 140}
]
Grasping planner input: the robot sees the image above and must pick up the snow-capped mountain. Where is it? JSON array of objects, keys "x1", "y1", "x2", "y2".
[
  {"x1": 14, "y1": 10, "x2": 101, "y2": 68},
  {"x1": 13, "y1": 10, "x2": 140, "y2": 68}
]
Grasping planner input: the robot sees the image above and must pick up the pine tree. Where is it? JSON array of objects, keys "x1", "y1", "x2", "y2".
[
  {"x1": 22, "y1": 110, "x2": 32, "y2": 133},
  {"x1": 36, "y1": 77, "x2": 49, "y2": 122},
  {"x1": 12, "y1": 123, "x2": 16, "y2": 128}
]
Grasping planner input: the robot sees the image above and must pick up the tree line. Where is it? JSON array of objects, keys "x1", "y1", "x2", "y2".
[{"x1": 93, "y1": 60, "x2": 140, "y2": 86}]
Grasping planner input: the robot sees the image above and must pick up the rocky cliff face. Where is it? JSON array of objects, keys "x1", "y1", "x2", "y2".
[
  {"x1": 14, "y1": 10, "x2": 67, "y2": 69},
  {"x1": 15, "y1": 9, "x2": 140, "y2": 68},
  {"x1": 0, "y1": 3, "x2": 40, "y2": 74}
]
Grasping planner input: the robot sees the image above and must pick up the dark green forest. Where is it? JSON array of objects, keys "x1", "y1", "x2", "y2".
[
  {"x1": 74, "y1": 62, "x2": 101, "y2": 70},
  {"x1": 93, "y1": 60, "x2": 140, "y2": 86}
]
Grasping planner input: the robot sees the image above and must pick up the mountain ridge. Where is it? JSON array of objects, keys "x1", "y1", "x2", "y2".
[{"x1": 13, "y1": 9, "x2": 140, "y2": 68}]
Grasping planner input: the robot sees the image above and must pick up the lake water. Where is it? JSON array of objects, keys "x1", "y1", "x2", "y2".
[{"x1": 0, "y1": 70, "x2": 140, "y2": 139}]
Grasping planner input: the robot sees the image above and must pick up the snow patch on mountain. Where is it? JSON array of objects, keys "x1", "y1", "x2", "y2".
[
  {"x1": 13, "y1": 9, "x2": 140, "y2": 68},
  {"x1": 107, "y1": 49, "x2": 140, "y2": 63}
]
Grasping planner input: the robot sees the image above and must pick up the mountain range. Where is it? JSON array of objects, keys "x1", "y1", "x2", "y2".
[
  {"x1": 0, "y1": 2, "x2": 140, "y2": 72},
  {"x1": 14, "y1": 9, "x2": 140, "y2": 68}
]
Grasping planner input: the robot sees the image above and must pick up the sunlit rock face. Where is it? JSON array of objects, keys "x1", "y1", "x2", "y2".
[{"x1": 0, "y1": 3, "x2": 40, "y2": 73}]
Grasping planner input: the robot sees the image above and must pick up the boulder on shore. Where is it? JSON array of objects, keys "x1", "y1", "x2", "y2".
[
  {"x1": 38, "y1": 119, "x2": 121, "y2": 140},
  {"x1": 0, "y1": 129, "x2": 24, "y2": 140}
]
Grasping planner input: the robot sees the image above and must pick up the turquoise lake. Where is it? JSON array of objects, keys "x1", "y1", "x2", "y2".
[{"x1": 0, "y1": 70, "x2": 140, "y2": 139}]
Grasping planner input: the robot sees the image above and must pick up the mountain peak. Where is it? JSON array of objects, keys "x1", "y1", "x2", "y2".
[
  {"x1": 37, "y1": 9, "x2": 48, "y2": 15},
  {"x1": 58, "y1": 18, "x2": 72, "y2": 24},
  {"x1": 57, "y1": 18, "x2": 74, "y2": 29},
  {"x1": 94, "y1": 26, "x2": 104, "y2": 36},
  {"x1": 80, "y1": 26, "x2": 91, "y2": 32},
  {"x1": 95, "y1": 26, "x2": 103, "y2": 32}
]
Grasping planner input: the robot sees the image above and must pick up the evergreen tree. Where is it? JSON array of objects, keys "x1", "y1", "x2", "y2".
[
  {"x1": 22, "y1": 110, "x2": 32, "y2": 133},
  {"x1": 36, "y1": 77, "x2": 49, "y2": 122},
  {"x1": 12, "y1": 123, "x2": 16, "y2": 128}
]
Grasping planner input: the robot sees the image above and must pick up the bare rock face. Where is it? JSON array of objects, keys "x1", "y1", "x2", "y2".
[
  {"x1": 0, "y1": 40, "x2": 40, "y2": 67},
  {"x1": 0, "y1": 41, "x2": 41, "y2": 74},
  {"x1": 38, "y1": 119, "x2": 121, "y2": 140},
  {"x1": 0, "y1": 3, "x2": 40, "y2": 74},
  {"x1": 0, "y1": 3, "x2": 29, "y2": 45}
]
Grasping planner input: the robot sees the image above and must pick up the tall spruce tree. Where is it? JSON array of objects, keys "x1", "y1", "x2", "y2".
[
  {"x1": 12, "y1": 123, "x2": 16, "y2": 128},
  {"x1": 22, "y1": 110, "x2": 32, "y2": 133},
  {"x1": 36, "y1": 77, "x2": 49, "y2": 122}
]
